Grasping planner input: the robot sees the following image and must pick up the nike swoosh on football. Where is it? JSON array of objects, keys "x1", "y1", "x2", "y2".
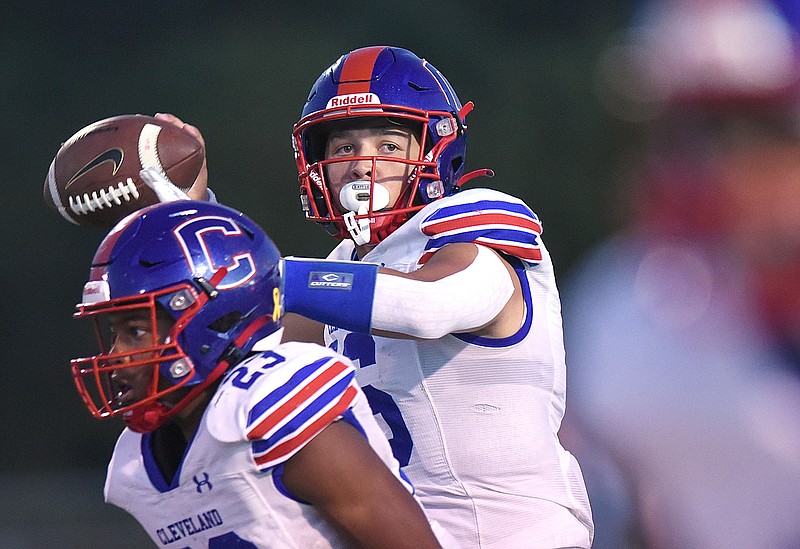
[{"x1": 65, "y1": 148, "x2": 124, "y2": 190}]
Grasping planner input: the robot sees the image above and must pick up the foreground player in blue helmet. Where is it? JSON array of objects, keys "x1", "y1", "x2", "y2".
[
  {"x1": 280, "y1": 46, "x2": 594, "y2": 548},
  {"x1": 70, "y1": 200, "x2": 457, "y2": 548},
  {"x1": 152, "y1": 46, "x2": 593, "y2": 548}
]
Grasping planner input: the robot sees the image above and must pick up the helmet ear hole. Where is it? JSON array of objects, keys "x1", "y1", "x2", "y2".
[
  {"x1": 451, "y1": 156, "x2": 463, "y2": 175},
  {"x1": 208, "y1": 311, "x2": 243, "y2": 333}
]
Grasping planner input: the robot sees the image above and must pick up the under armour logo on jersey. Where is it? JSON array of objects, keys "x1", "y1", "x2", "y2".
[{"x1": 193, "y1": 472, "x2": 213, "y2": 493}]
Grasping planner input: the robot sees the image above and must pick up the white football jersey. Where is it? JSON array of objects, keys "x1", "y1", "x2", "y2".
[
  {"x1": 325, "y1": 188, "x2": 594, "y2": 549},
  {"x1": 104, "y1": 335, "x2": 455, "y2": 548}
]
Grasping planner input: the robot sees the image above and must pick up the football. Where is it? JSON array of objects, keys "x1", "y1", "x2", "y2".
[{"x1": 43, "y1": 114, "x2": 205, "y2": 228}]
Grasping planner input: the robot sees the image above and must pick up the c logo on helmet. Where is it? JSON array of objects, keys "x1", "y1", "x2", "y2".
[{"x1": 173, "y1": 215, "x2": 256, "y2": 290}]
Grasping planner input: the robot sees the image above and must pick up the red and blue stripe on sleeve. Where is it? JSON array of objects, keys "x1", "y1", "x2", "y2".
[
  {"x1": 246, "y1": 357, "x2": 358, "y2": 470},
  {"x1": 419, "y1": 198, "x2": 544, "y2": 264}
]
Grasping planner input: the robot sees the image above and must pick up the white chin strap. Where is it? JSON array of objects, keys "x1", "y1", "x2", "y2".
[{"x1": 340, "y1": 181, "x2": 390, "y2": 246}]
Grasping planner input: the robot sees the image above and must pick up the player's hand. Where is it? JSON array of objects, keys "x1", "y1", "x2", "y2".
[{"x1": 154, "y1": 112, "x2": 209, "y2": 201}]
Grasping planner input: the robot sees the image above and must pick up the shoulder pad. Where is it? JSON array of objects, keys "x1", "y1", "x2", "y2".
[
  {"x1": 418, "y1": 188, "x2": 544, "y2": 264},
  {"x1": 205, "y1": 342, "x2": 360, "y2": 470}
]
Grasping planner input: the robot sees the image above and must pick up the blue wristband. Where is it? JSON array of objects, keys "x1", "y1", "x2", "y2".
[{"x1": 282, "y1": 257, "x2": 380, "y2": 334}]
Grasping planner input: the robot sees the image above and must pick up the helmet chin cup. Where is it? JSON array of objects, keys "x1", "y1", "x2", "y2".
[
  {"x1": 340, "y1": 181, "x2": 390, "y2": 246},
  {"x1": 122, "y1": 400, "x2": 170, "y2": 433}
]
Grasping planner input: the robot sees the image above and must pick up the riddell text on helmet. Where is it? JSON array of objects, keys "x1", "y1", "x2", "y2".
[{"x1": 326, "y1": 93, "x2": 380, "y2": 109}]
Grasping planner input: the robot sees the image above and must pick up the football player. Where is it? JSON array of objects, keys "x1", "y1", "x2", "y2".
[
  {"x1": 152, "y1": 46, "x2": 593, "y2": 548},
  {"x1": 279, "y1": 46, "x2": 593, "y2": 549},
  {"x1": 70, "y1": 200, "x2": 457, "y2": 548}
]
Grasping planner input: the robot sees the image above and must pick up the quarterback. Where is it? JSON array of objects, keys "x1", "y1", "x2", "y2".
[
  {"x1": 69, "y1": 200, "x2": 456, "y2": 548},
  {"x1": 281, "y1": 46, "x2": 594, "y2": 549},
  {"x1": 152, "y1": 46, "x2": 594, "y2": 548}
]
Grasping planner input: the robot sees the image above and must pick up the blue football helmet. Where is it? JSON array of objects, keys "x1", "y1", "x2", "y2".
[
  {"x1": 292, "y1": 46, "x2": 486, "y2": 245},
  {"x1": 71, "y1": 201, "x2": 282, "y2": 433}
]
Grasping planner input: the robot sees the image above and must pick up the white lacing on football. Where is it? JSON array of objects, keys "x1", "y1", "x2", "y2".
[{"x1": 68, "y1": 178, "x2": 140, "y2": 215}]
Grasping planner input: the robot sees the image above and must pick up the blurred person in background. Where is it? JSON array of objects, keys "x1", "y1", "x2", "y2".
[{"x1": 561, "y1": 0, "x2": 800, "y2": 547}]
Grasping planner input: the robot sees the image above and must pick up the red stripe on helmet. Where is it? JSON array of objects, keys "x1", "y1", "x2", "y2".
[
  {"x1": 90, "y1": 209, "x2": 147, "y2": 271},
  {"x1": 337, "y1": 46, "x2": 385, "y2": 95}
]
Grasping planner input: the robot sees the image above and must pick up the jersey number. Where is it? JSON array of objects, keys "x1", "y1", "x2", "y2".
[
  {"x1": 329, "y1": 332, "x2": 413, "y2": 467},
  {"x1": 227, "y1": 351, "x2": 286, "y2": 390}
]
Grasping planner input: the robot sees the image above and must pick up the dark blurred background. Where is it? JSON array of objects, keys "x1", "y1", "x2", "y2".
[{"x1": 1, "y1": 1, "x2": 633, "y2": 546}]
